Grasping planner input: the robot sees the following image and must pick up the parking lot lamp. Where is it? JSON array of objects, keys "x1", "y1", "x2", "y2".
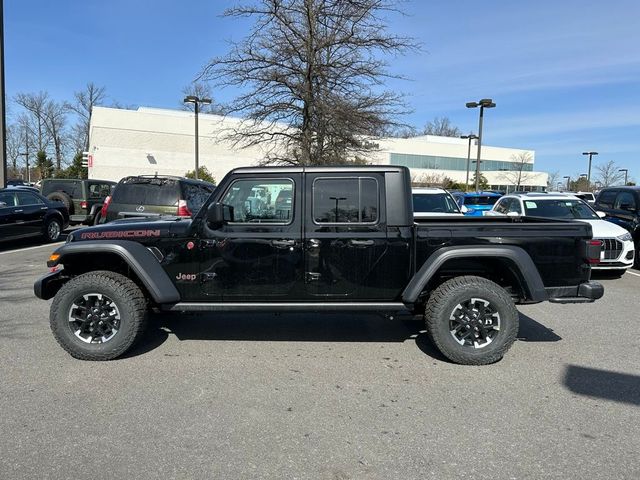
[
  {"x1": 563, "y1": 175, "x2": 570, "y2": 191},
  {"x1": 466, "y1": 99, "x2": 496, "y2": 191},
  {"x1": 460, "y1": 134, "x2": 478, "y2": 192},
  {"x1": 619, "y1": 168, "x2": 628, "y2": 185},
  {"x1": 183, "y1": 95, "x2": 212, "y2": 180},
  {"x1": 582, "y1": 151, "x2": 598, "y2": 187}
]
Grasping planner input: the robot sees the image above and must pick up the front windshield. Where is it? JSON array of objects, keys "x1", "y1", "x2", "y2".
[
  {"x1": 412, "y1": 193, "x2": 460, "y2": 214},
  {"x1": 523, "y1": 199, "x2": 598, "y2": 219}
]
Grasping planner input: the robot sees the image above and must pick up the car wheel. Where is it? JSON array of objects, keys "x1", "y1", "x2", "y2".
[
  {"x1": 50, "y1": 271, "x2": 148, "y2": 361},
  {"x1": 44, "y1": 217, "x2": 62, "y2": 242},
  {"x1": 92, "y1": 211, "x2": 102, "y2": 225},
  {"x1": 424, "y1": 275, "x2": 519, "y2": 365},
  {"x1": 47, "y1": 191, "x2": 73, "y2": 214}
]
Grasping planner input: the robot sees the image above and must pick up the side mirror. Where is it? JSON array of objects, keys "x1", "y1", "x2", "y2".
[
  {"x1": 596, "y1": 211, "x2": 606, "y2": 218},
  {"x1": 506, "y1": 211, "x2": 520, "y2": 217},
  {"x1": 460, "y1": 205, "x2": 469, "y2": 214},
  {"x1": 206, "y1": 202, "x2": 233, "y2": 229}
]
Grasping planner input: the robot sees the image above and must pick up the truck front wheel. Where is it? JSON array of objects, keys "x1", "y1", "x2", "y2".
[
  {"x1": 424, "y1": 276, "x2": 519, "y2": 365},
  {"x1": 50, "y1": 271, "x2": 148, "y2": 360}
]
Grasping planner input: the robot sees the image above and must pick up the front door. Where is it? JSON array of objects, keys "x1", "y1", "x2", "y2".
[
  {"x1": 303, "y1": 174, "x2": 391, "y2": 300},
  {"x1": 15, "y1": 192, "x2": 48, "y2": 236},
  {"x1": 200, "y1": 174, "x2": 303, "y2": 301}
]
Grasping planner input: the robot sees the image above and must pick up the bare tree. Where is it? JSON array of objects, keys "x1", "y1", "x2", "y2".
[
  {"x1": 5, "y1": 123, "x2": 23, "y2": 178},
  {"x1": 44, "y1": 100, "x2": 69, "y2": 170},
  {"x1": 499, "y1": 152, "x2": 535, "y2": 189},
  {"x1": 180, "y1": 82, "x2": 225, "y2": 114},
  {"x1": 422, "y1": 116, "x2": 461, "y2": 137},
  {"x1": 200, "y1": 0, "x2": 418, "y2": 165},
  {"x1": 594, "y1": 160, "x2": 625, "y2": 187},
  {"x1": 15, "y1": 91, "x2": 51, "y2": 153},
  {"x1": 546, "y1": 170, "x2": 560, "y2": 190},
  {"x1": 67, "y1": 82, "x2": 107, "y2": 152}
]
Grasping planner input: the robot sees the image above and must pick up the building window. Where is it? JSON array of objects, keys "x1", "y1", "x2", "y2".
[{"x1": 389, "y1": 153, "x2": 534, "y2": 172}]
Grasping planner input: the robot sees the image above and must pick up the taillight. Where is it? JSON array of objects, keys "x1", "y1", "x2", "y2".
[
  {"x1": 177, "y1": 199, "x2": 192, "y2": 217},
  {"x1": 585, "y1": 239, "x2": 602, "y2": 264},
  {"x1": 80, "y1": 201, "x2": 88, "y2": 209},
  {"x1": 101, "y1": 195, "x2": 111, "y2": 218}
]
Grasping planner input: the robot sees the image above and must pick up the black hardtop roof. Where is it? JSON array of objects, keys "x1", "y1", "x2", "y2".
[
  {"x1": 599, "y1": 186, "x2": 640, "y2": 191},
  {"x1": 118, "y1": 175, "x2": 215, "y2": 187},
  {"x1": 42, "y1": 178, "x2": 117, "y2": 184},
  {"x1": 229, "y1": 165, "x2": 409, "y2": 175}
]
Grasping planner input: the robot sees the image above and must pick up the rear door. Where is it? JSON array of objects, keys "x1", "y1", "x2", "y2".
[
  {"x1": 304, "y1": 173, "x2": 391, "y2": 299},
  {"x1": 15, "y1": 191, "x2": 48, "y2": 235}
]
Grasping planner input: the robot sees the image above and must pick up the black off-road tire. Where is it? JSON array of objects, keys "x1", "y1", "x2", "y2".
[
  {"x1": 92, "y1": 211, "x2": 102, "y2": 225},
  {"x1": 424, "y1": 275, "x2": 519, "y2": 365},
  {"x1": 43, "y1": 217, "x2": 62, "y2": 242},
  {"x1": 50, "y1": 271, "x2": 148, "y2": 361},
  {"x1": 47, "y1": 191, "x2": 73, "y2": 214}
]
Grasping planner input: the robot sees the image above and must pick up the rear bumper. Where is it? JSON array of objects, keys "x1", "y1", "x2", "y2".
[
  {"x1": 547, "y1": 281, "x2": 604, "y2": 304},
  {"x1": 70, "y1": 214, "x2": 92, "y2": 224}
]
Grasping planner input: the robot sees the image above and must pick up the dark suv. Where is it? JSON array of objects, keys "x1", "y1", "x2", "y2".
[
  {"x1": 0, "y1": 188, "x2": 69, "y2": 243},
  {"x1": 595, "y1": 186, "x2": 640, "y2": 256},
  {"x1": 101, "y1": 175, "x2": 215, "y2": 223},
  {"x1": 40, "y1": 179, "x2": 116, "y2": 225}
]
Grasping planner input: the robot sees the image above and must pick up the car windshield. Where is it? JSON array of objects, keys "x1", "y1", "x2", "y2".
[
  {"x1": 412, "y1": 193, "x2": 460, "y2": 214},
  {"x1": 464, "y1": 195, "x2": 499, "y2": 206},
  {"x1": 523, "y1": 199, "x2": 598, "y2": 219}
]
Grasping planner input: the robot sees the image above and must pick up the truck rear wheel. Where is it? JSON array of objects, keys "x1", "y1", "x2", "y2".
[
  {"x1": 50, "y1": 271, "x2": 148, "y2": 361},
  {"x1": 424, "y1": 276, "x2": 518, "y2": 365}
]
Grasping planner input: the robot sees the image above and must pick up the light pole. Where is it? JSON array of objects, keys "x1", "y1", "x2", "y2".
[
  {"x1": 329, "y1": 196, "x2": 346, "y2": 220},
  {"x1": 619, "y1": 168, "x2": 628, "y2": 185},
  {"x1": 466, "y1": 99, "x2": 496, "y2": 191},
  {"x1": 183, "y1": 95, "x2": 212, "y2": 180},
  {"x1": 563, "y1": 175, "x2": 570, "y2": 191},
  {"x1": 460, "y1": 134, "x2": 478, "y2": 192},
  {"x1": 582, "y1": 151, "x2": 598, "y2": 188}
]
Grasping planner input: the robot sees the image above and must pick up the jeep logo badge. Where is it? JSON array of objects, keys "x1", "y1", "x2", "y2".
[{"x1": 136, "y1": 205, "x2": 145, "y2": 212}]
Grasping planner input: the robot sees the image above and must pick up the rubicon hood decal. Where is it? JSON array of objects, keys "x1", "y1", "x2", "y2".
[{"x1": 79, "y1": 229, "x2": 162, "y2": 240}]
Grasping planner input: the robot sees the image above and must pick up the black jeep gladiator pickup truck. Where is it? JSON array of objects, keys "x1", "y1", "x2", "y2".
[{"x1": 35, "y1": 166, "x2": 604, "y2": 365}]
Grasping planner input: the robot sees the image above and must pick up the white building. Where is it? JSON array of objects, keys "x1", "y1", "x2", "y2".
[{"x1": 88, "y1": 106, "x2": 548, "y2": 191}]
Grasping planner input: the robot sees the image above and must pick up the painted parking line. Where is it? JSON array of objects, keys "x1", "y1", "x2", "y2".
[
  {"x1": 0, "y1": 242, "x2": 63, "y2": 256},
  {"x1": 626, "y1": 270, "x2": 640, "y2": 278}
]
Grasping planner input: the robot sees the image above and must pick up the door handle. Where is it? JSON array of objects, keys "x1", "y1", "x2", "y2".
[
  {"x1": 349, "y1": 239, "x2": 375, "y2": 247},
  {"x1": 13, "y1": 209, "x2": 23, "y2": 213},
  {"x1": 271, "y1": 239, "x2": 296, "y2": 248},
  {"x1": 41, "y1": 206, "x2": 48, "y2": 210},
  {"x1": 308, "y1": 238, "x2": 321, "y2": 249}
]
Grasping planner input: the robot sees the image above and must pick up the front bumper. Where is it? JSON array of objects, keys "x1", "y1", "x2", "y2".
[
  {"x1": 34, "y1": 270, "x2": 66, "y2": 300},
  {"x1": 547, "y1": 281, "x2": 604, "y2": 304}
]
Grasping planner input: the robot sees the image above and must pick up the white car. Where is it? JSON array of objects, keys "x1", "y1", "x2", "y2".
[
  {"x1": 412, "y1": 188, "x2": 465, "y2": 219},
  {"x1": 486, "y1": 193, "x2": 635, "y2": 272}
]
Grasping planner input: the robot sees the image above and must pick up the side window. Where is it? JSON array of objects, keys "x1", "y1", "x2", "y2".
[
  {"x1": 221, "y1": 179, "x2": 293, "y2": 224},
  {"x1": 0, "y1": 192, "x2": 16, "y2": 207},
  {"x1": 16, "y1": 192, "x2": 44, "y2": 206},
  {"x1": 596, "y1": 190, "x2": 616, "y2": 208},
  {"x1": 614, "y1": 192, "x2": 637, "y2": 211},
  {"x1": 494, "y1": 199, "x2": 508, "y2": 214},
  {"x1": 509, "y1": 199, "x2": 522, "y2": 214},
  {"x1": 183, "y1": 183, "x2": 215, "y2": 216},
  {"x1": 89, "y1": 183, "x2": 113, "y2": 198},
  {"x1": 313, "y1": 177, "x2": 378, "y2": 224}
]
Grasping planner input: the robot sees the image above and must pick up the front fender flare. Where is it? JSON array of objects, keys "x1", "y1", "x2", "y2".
[
  {"x1": 46, "y1": 240, "x2": 180, "y2": 304},
  {"x1": 402, "y1": 245, "x2": 547, "y2": 304}
]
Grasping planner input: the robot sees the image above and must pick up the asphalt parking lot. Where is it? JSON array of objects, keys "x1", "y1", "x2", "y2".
[{"x1": 1, "y1": 240, "x2": 639, "y2": 480}]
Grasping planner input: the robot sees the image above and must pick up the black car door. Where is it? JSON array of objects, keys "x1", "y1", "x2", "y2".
[
  {"x1": 0, "y1": 191, "x2": 19, "y2": 239},
  {"x1": 15, "y1": 191, "x2": 48, "y2": 236},
  {"x1": 304, "y1": 173, "x2": 392, "y2": 300},
  {"x1": 199, "y1": 174, "x2": 304, "y2": 301},
  {"x1": 611, "y1": 191, "x2": 638, "y2": 233}
]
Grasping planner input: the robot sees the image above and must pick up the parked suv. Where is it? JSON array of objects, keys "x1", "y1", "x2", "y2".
[
  {"x1": 0, "y1": 188, "x2": 69, "y2": 243},
  {"x1": 452, "y1": 191, "x2": 502, "y2": 216},
  {"x1": 595, "y1": 186, "x2": 640, "y2": 261},
  {"x1": 101, "y1": 175, "x2": 215, "y2": 223},
  {"x1": 486, "y1": 192, "x2": 635, "y2": 273},
  {"x1": 40, "y1": 178, "x2": 116, "y2": 225},
  {"x1": 412, "y1": 187, "x2": 465, "y2": 218}
]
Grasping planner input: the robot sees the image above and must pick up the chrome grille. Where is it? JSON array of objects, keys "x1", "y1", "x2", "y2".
[{"x1": 600, "y1": 238, "x2": 623, "y2": 261}]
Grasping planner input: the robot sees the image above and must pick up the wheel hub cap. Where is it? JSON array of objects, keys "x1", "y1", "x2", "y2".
[
  {"x1": 68, "y1": 293, "x2": 121, "y2": 344},
  {"x1": 449, "y1": 298, "x2": 500, "y2": 349}
]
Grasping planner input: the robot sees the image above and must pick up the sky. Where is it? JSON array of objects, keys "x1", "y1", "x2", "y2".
[{"x1": 5, "y1": 0, "x2": 640, "y2": 182}]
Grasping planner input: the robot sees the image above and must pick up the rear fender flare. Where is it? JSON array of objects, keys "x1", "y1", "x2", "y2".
[{"x1": 402, "y1": 245, "x2": 547, "y2": 304}]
